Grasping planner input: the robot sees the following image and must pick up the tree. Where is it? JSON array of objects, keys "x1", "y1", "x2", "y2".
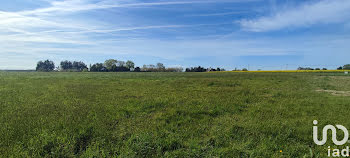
[
  {"x1": 104, "y1": 59, "x2": 117, "y2": 71},
  {"x1": 90, "y1": 63, "x2": 106, "y2": 72},
  {"x1": 60, "y1": 60, "x2": 73, "y2": 70},
  {"x1": 116, "y1": 60, "x2": 130, "y2": 72},
  {"x1": 72, "y1": 61, "x2": 87, "y2": 72},
  {"x1": 156, "y1": 63, "x2": 165, "y2": 71},
  {"x1": 126, "y1": 60, "x2": 135, "y2": 69},
  {"x1": 142, "y1": 64, "x2": 156, "y2": 72},
  {"x1": 343, "y1": 64, "x2": 350, "y2": 70},
  {"x1": 60, "y1": 60, "x2": 87, "y2": 72},
  {"x1": 116, "y1": 66, "x2": 129, "y2": 72},
  {"x1": 337, "y1": 66, "x2": 343, "y2": 70},
  {"x1": 110, "y1": 65, "x2": 118, "y2": 72},
  {"x1": 165, "y1": 67, "x2": 183, "y2": 72},
  {"x1": 36, "y1": 60, "x2": 55, "y2": 72},
  {"x1": 117, "y1": 61, "x2": 126, "y2": 67},
  {"x1": 185, "y1": 66, "x2": 207, "y2": 72},
  {"x1": 298, "y1": 67, "x2": 314, "y2": 70}
]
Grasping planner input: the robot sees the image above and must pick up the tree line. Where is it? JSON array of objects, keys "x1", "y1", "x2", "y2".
[
  {"x1": 337, "y1": 64, "x2": 350, "y2": 70},
  {"x1": 297, "y1": 64, "x2": 350, "y2": 70},
  {"x1": 185, "y1": 66, "x2": 226, "y2": 72},
  {"x1": 36, "y1": 59, "x2": 207, "y2": 72},
  {"x1": 36, "y1": 59, "x2": 350, "y2": 72}
]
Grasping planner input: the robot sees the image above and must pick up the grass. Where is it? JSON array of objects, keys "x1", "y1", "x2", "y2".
[{"x1": 0, "y1": 72, "x2": 350, "y2": 157}]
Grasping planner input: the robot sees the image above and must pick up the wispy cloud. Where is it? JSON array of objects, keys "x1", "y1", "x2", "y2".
[
  {"x1": 239, "y1": 0, "x2": 350, "y2": 32},
  {"x1": 19, "y1": 0, "x2": 258, "y2": 16},
  {"x1": 0, "y1": 0, "x2": 248, "y2": 44},
  {"x1": 72, "y1": 23, "x2": 233, "y2": 34},
  {"x1": 187, "y1": 11, "x2": 248, "y2": 17}
]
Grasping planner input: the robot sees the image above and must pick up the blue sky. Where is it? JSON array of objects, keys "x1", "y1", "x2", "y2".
[{"x1": 1, "y1": 0, "x2": 350, "y2": 70}]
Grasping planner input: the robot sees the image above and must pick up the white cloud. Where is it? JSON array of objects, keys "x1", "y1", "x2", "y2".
[
  {"x1": 239, "y1": 0, "x2": 350, "y2": 32},
  {"x1": 19, "y1": 0, "x2": 258, "y2": 16},
  {"x1": 186, "y1": 11, "x2": 248, "y2": 17}
]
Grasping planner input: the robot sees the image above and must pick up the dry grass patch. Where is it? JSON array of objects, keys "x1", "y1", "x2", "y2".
[{"x1": 316, "y1": 89, "x2": 350, "y2": 96}]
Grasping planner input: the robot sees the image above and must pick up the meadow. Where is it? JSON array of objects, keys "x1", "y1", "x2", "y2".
[{"x1": 0, "y1": 71, "x2": 350, "y2": 157}]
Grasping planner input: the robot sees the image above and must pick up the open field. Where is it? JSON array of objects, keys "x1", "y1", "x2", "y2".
[{"x1": 1, "y1": 72, "x2": 350, "y2": 157}]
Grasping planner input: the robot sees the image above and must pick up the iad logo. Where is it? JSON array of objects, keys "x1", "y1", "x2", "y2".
[{"x1": 313, "y1": 120, "x2": 349, "y2": 146}]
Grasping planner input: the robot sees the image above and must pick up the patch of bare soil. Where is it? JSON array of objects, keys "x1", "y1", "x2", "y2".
[{"x1": 316, "y1": 89, "x2": 350, "y2": 96}]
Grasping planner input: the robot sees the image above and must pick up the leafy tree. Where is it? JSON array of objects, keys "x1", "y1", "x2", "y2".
[
  {"x1": 116, "y1": 66, "x2": 130, "y2": 72},
  {"x1": 103, "y1": 59, "x2": 130, "y2": 72},
  {"x1": 90, "y1": 63, "x2": 106, "y2": 72},
  {"x1": 104, "y1": 59, "x2": 117, "y2": 71},
  {"x1": 36, "y1": 60, "x2": 55, "y2": 72},
  {"x1": 60, "y1": 60, "x2": 73, "y2": 70},
  {"x1": 343, "y1": 64, "x2": 350, "y2": 70},
  {"x1": 156, "y1": 63, "x2": 165, "y2": 71},
  {"x1": 60, "y1": 60, "x2": 87, "y2": 72},
  {"x1": 117, "y1": 61, "x2": 126, "y2": 67},
  {"x1": 109, "y1": 65, "x2": 118, "y2": 72},
  {"x1": 72, "y1": 61, "x2": 88, "y2": 72},
  {"x1": 126, "y1": 60, "x2": 135, "y2": 69},
  {"x1": 337, "y1": 66, "x2": 343, "y2": 70}
]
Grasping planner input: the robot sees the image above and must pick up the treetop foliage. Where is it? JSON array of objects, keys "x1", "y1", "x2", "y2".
[
  {"x1": 36, "y1": 60, "x2": 55, "y2": 72},
  {"x1": 60, "y1": 60, "x2": 87, "y2": 72}
]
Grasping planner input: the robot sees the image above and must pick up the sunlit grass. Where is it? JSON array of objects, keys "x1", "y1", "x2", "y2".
[{"x1": 0, "y1": 72, "x2": 349, "y2": 157}]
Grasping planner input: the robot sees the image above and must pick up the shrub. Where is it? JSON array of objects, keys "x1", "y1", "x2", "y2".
[{"x1": 134, "y1": 67, "x2": 141, "y2": 72}]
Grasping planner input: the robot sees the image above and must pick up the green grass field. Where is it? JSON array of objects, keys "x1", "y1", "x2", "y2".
[{"x1": 0, "y1": 72, "x2": 350, "y2": 157}]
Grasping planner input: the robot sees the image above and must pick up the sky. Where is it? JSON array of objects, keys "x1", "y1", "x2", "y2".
[{"x1": 1, "y1": 0, "x2": 350, "y2": 70}]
